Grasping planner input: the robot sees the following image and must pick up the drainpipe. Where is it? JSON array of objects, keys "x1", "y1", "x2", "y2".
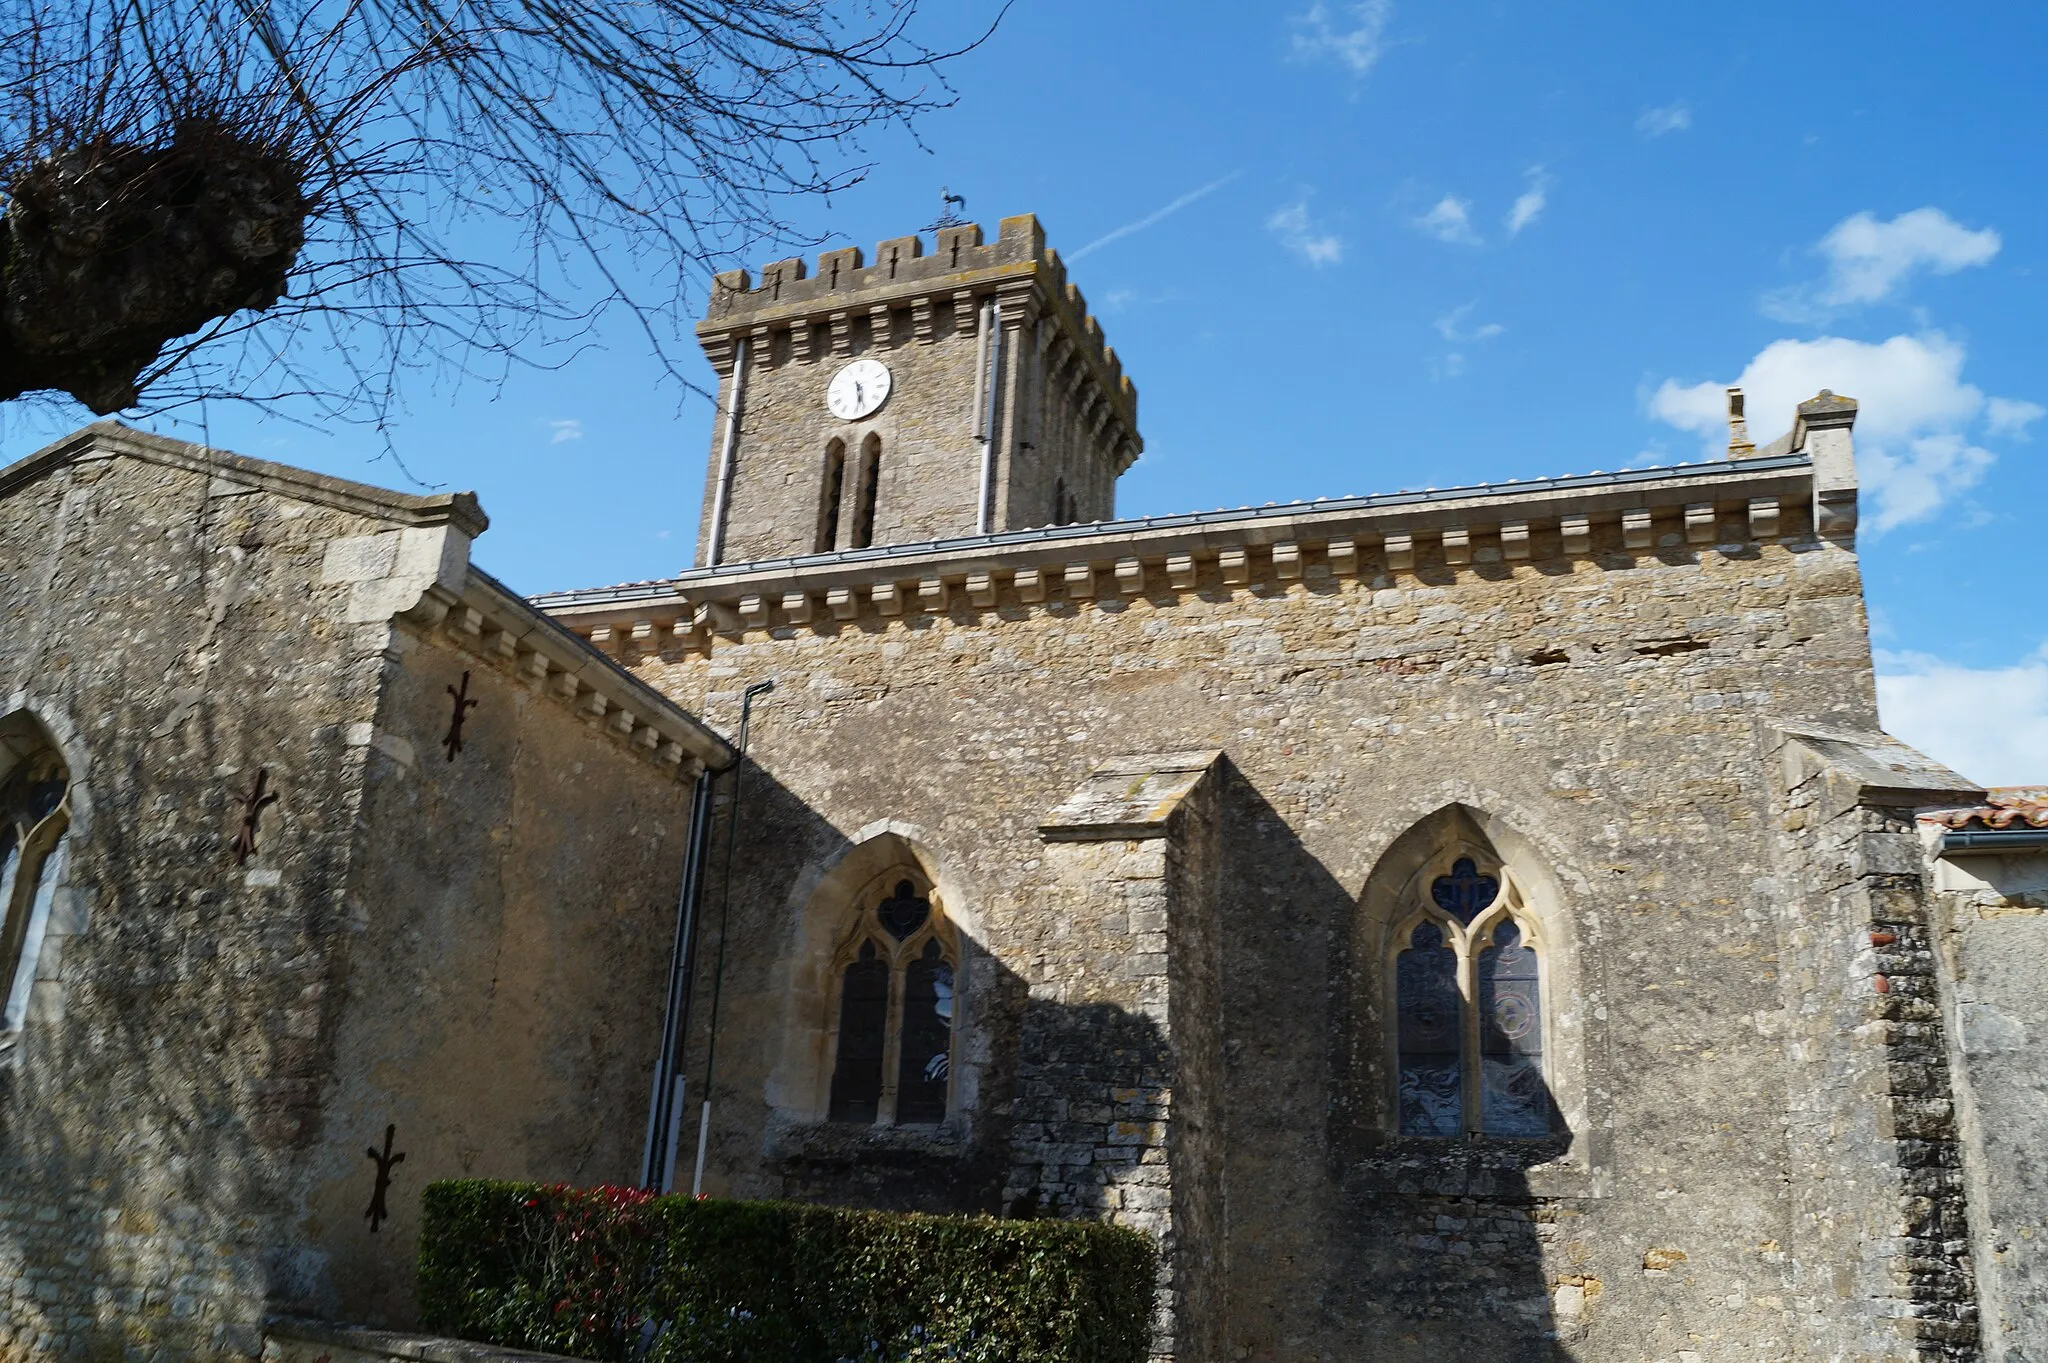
[
  {"x1": 976, "y1": 301, "x2": 1001, "y2": 534},
  {"x1": 704, "y1": 337, "x2": 751, "y2": 567},
  {"x1": 640, "y1": 766, "x2": 719, "y2": 1191},
  {"x1": 692, "y1": 678, "x2": 775, "y2": 1197}
]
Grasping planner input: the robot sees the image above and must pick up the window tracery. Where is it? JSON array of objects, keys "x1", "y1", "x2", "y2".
[
  {"x1": 1393, "y1": 855, "x2": 1552, "y2": 1138},
  {"x1": 826, "y1": 875, "x2": 957, "y2": 1125},
  {"x1": 0, "y1": 727, "x2": 70, "y2": 1039}
]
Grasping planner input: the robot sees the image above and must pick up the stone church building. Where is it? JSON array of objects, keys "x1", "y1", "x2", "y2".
[{"x1": 1, "y1": 214, "x2": 2044, "y2": 1363}]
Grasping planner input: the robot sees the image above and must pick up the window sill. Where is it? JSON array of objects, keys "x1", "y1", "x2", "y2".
[
  {"x1": 1345, "y1": 1133, "x2": 1612, "y2": 1200},
  {"x1": 765, "y1": 1117, "x2": 976, "y2": 1166}
]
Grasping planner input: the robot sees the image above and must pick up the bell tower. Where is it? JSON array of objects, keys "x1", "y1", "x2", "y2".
[{"x1": 693, "y1": 214, "x2": 1142, "y2": 568}]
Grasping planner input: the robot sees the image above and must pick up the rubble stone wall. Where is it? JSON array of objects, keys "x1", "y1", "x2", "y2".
[
  {"x1": 0, "y1": 444, "x2": 395, "y2": 1361},
  {"x1": 1931, "y1": 846, "x2": 2048, "y2": 1361},
  {"x1": 621, "y1": 521, "x2": 1901, "y2": 1362},
  {"x1": 0, "y1": 431, "x2": 709, "y2": 1359}
]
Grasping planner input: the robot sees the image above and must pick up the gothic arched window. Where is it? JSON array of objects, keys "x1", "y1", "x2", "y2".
[
  {"x1": 851, "y1": 434, "x2": 882, "y2": 549},
  {"x1": 827, "y1": 876, "x2": 958, "y2": 1125},
  {"x1": 1393, "y1": 856, "x2": 1551, "y2": 1138},
  {"x1": 0, "y1": 721, "x2": 71, "y2": 1039},
  {"x1": 817, "y1": 440, "x2": 848, "y2": 552}
]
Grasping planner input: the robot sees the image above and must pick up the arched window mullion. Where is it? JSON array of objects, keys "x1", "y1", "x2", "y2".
[{"x1": 878, "y1": 954, "x2": 907, "y2": 1124}]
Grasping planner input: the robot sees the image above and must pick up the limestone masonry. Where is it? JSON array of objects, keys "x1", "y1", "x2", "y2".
[{"x1": 1, "y1": 214, "x2": 2044, "y2": 1363}]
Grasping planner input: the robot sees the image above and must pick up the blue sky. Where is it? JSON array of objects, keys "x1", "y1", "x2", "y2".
[{"x1": 3, "y1": 0, "x2": 2042, "y2": 784}]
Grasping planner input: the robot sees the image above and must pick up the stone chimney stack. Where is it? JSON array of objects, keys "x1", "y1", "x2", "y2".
[{"x1": 1726, "y1": 387, "x2": 1756, "y2": 458}]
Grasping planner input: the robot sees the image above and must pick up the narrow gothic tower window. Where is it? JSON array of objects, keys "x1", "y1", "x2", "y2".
[
  {"x1": 818, "y1": 440, "x2": 847, "y2": 552},
  {"x1": 851, "y1": 435, "x2": 882, "y2": 549}
]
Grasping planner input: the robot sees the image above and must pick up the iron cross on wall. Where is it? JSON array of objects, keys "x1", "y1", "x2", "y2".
[
  {"x1": 231, "y1": 768, "x2": 278, "y2": 865},
  {"x1": 365, "y1": 1124, "x2": 405, "y2": 1232},
  {"x1": 443, "y1": 671, "x2": 478, "y2": 761}
]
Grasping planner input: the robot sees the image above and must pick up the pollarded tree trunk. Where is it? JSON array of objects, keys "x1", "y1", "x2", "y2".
[{"x1": 0, "y1": 120, "x2": 306, "y2": 413}]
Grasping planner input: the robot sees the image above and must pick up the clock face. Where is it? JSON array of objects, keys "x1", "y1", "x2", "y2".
[{"x1": 826, "y1": 358, "x2": 892, "y2": 421}]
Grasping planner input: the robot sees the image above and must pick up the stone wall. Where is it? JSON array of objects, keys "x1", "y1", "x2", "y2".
[
  {"x1": 574, "y1": 474, "x2": 1930, "y2": 1360},
  {"x1": 1769, "y1": 729, "x2": 1985, "y2": 1362},
  {"x1": 0, "y1": 433, "x2": 411, "y2": 1360},
  {"x1": 0, "y1": 426, "x2": 724, "y2": 1359},
  {"x1": 1930, "y1": 841, "x2": 2048, "y2": 1360},
  {"x1": 273, "y1": 621, "x2": 704, "y2": 1328}
]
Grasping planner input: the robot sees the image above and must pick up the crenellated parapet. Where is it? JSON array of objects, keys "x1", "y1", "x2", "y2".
[{"x1": 697, "y1": 214, "x2": 1140, "y2": 468}]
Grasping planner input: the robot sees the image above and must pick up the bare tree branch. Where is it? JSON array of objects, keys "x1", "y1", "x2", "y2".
[{"x1": 0, "y1": 0, "x2": 1006, "y2": 421}]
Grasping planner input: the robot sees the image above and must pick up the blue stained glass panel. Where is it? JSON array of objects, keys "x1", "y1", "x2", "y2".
[
  {"x1": 828, "y1": 944, "x2": 889, "y2": 1123},
  {"x1": 1431, "y1": 857, "x2": 1499, "y2": 924},
  {"x1": 1478, "y1": 921, "x2": 1550, "y2": 1137},
  {"x1": 1397, "y1": 922, "x2": 1462, "y2": 1136}
]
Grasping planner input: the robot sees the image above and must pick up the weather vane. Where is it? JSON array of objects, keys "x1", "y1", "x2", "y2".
[{"x1": 928, "y1": 186, "x2": 967, "y2": 232}]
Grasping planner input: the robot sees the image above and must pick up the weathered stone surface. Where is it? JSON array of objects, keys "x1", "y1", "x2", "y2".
[
  {"x1": 1929, "y1": 837, "x2": 2048, "y2": 1361},
  {"x1": 0, "y1": 425, "x2": 727, "y2": 1357},
  {"x1": 562, "y1": 479, "x2": 1925, "y2": 1359}
]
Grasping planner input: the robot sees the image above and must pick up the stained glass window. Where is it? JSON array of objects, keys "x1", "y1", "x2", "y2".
[
  {"x1": 0, "y1": 741, "x2": 69, "y2": 1035},
  {"x1": 826, "y1": 877, "x2": 958, "y2": 1126},
  {"x1": 827, "y1": 941, "x2": 889, "y2": 1122},
  {"x1": 1478, "y1": 922, "x2": 1549, "y2": 1137},
  {"x1": 1394, "y1": 855, "x2": 1553, "y2": 1141},
  {"x1": 1396, "y1": 922, "x2": 1462, "y2": 1137},
  {"x1": 1430, "y1": 857, "x2": 1499, "y2": 924},
  {"x1": 895, "y1": 939, "x2": 953, "y2": 1124}
]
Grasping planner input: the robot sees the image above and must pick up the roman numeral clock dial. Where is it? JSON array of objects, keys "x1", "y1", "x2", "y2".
[{"x1": 826, "y1": 358, "x2": 892, "y2": 421}]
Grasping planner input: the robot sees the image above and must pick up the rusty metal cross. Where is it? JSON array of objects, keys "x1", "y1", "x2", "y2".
[
  {"x1": 364, "y1": 1123, "x2": 405, "y2": 1232},
  {"x1": 443, "y1": 670, "x2": 478, "y2": 761},
  {"x1": 231, "y1": 768, "x2": 278, "y2": 865}
]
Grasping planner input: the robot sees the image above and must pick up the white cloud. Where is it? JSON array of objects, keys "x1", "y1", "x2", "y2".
[
  {"x1": 1431, "y1": 353, "x2": 1467, "y2": 381},
  {"x1": 1434, "y1": 302, "x2": 1505, "y2": 343},
  {"x1": 1506, "y1": 166, "x2": 1552, "y2": 235},
  {"x1": 1767, "y1": 207, "x2": 2000, "y2": 318},
  {"x1": 1877, "y1": 644, "x2": 2048, "y2": 788},
  {"x1": 1987, "y1": 396, "x2": 2046, "y2": 437},
  {"x1": 1290, "y1": 0, "x2": 1394, "y2": 75},
  {"x1": 1267, "y1": 201, "x2": 1344, "y2": 266},
  {"x1": 548, "y1": 419, "x2": 583, "y2": 444},
  {"x1": 1414, "y1": 195, "x2": 1480, "y2": 246},
  {"x1": 1636, "y1": 102, "x2": 1691, "y2": 138},
  {"x1": 1648, "y1": 332, "x2": 2038, "y2": 531}
]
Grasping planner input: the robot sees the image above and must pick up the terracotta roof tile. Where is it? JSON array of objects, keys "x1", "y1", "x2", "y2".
[{"x1": 1924, "y1": 787, "x2": 2048, "y2": 831}]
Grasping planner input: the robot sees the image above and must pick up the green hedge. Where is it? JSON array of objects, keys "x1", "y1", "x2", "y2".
[{"x1": 418, "y1": 1180, "x2": 1158, "y2": 1363}]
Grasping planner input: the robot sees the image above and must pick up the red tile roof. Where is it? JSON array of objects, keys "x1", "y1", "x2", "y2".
[{"x1": 1924, "y1": 787, "x2": 2048, "y2": 831}]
